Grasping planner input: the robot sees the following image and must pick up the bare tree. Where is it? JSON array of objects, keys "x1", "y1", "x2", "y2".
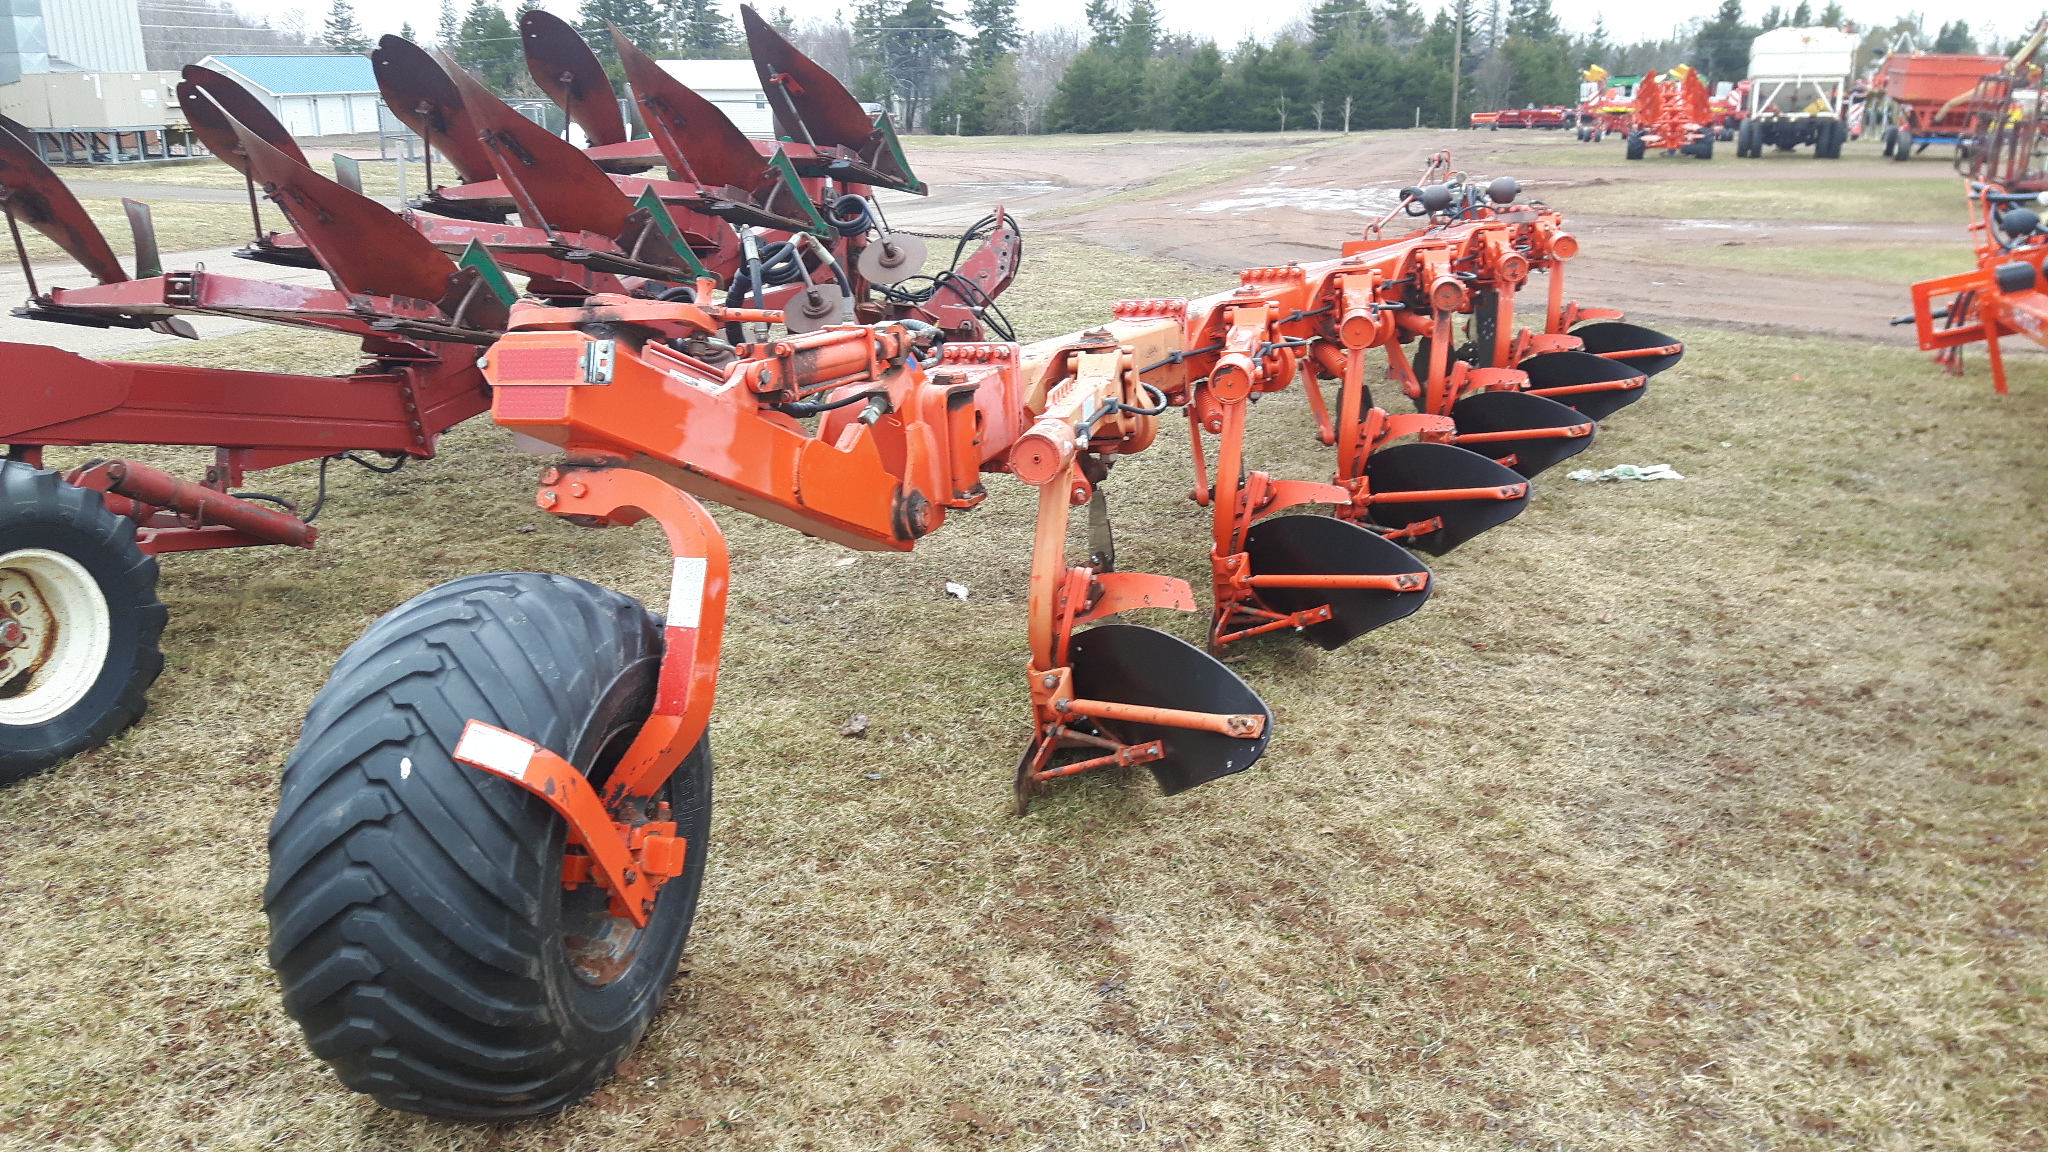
[
  {"x1": 138, "y1": 0, "x2": 314, "y2": 69},
  {"x1": 1014, "y1": 25, "x2": 1081, "y2": 134},
  {"x1": 788, "y1": 16, "x2": 857, "y2": 87}
]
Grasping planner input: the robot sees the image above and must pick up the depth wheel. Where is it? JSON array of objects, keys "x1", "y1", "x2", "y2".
[
  {"x1": 266, "y1": 572, "x2": 711, "y2": 1119},
  {"x1": 0, "y1": 460, "x2": 164, "y2": 784}
]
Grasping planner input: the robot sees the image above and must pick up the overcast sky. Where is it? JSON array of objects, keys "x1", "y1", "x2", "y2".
[{"x1": 256, "y1": 0, "x2": 2013, "y2": 60}]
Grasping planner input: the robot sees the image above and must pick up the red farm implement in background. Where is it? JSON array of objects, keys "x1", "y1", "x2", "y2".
[
  {"x1": 248, "y1": 145, "x2": 1683, "y2": 1120},
  {"x1": 1627, "y1": 66, "x2": 1717, "y2": 159},
  {"x1": 1576, "y1": 69, "x2": 1635, "y2": 141},
  {"x1": 0, "y1": 5, "x2": 1024, "y2": 782},
  {"x1": 1871, "y1": 51, "x2": 2011, "y2": 161},
  {"x1": 1898, "y1": 21, "x2": 2048, "y2": 389}
]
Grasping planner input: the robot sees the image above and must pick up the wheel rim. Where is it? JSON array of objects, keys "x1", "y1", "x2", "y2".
[
  {"x1": 559, "y1": 722, "x2": 654, "y2": 986},
  {"x1": 0, "y1": 548, "x2": 112, "y2": 727}
]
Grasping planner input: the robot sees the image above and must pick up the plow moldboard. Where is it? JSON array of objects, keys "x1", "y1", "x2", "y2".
[
  {"x1": 1451, "y1": 389, "x2": 1596, "y2": 478},
  {"x1": 1520, "y1": 350, "x2": 1649, "y2": 422},
  {"x1": 1365, "y1": 442, "x2": 1531, "y2": 555},
  {"x1": 1243, "y1": 514, "x2": 1433, "y2": 649},
  {"x1": 1067, "y1": 624, "x2": 1272, "y2": 796}
]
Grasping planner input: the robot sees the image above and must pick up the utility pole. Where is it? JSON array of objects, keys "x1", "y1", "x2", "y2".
[{"x1": 1451, "y1": 0, "x2": 1465, "y2": 129}]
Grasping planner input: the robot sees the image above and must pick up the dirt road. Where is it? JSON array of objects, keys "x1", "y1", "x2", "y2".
[{"x1": 894, "y1": 129, "x2": 1964, "y2": 345}]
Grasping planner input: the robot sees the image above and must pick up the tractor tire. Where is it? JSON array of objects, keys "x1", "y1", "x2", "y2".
[
  {"x1": 266, "y1": 572, "x2": 712, "y2": 1119},
  {"x1": 0, "y1": 460, "x2": 164, "y2": 784},
  {"x1": 1818, "y1": 119, "x2": 1843, "y2": 158},
  {"x1": 1625, "y1": 132, "x2": 1646, "y2": 160},
  {"x1": 1739, "y1": 121, "x2": 1760, "y2": 157}
]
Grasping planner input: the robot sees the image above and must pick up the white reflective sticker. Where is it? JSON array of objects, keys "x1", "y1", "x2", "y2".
[
  {"x1": 454, "y1": 723, "x2": 536, "y2": 781},
  {"x1": 399, "y1": 756, "x2": 412, "y2": 780},
  {"x1": 667, "y1": 557, "x2": 707, "y2": 628}
]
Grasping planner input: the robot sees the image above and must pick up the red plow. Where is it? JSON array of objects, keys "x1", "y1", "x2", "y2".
[
  {"x1": 0, "y1": 8, "x2": 1017, "y2": 781},
  {"x1": 0, "y1": 15, "x2": 1687, "y2": 1121}
]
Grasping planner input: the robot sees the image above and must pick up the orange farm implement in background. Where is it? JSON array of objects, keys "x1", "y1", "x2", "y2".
[
  {"x1": 1627, "y1": 66, "x2": 1718, "y2": 160},
  {"x1": 256, "y1": 146, "x2": 1683, "y2": 1119}
]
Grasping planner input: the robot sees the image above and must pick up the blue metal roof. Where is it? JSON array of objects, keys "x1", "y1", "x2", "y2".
[{"x1": 203, "y1": 55, "x2": 376, "y2": 96}]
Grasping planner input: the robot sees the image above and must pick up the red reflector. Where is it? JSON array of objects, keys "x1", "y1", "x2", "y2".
[
  {"x1": 496, "y1": 385, "x2": 570, "y2": 420},
  {"x1": 496, "y1": 345, "x2": 582, "y2": 382}
]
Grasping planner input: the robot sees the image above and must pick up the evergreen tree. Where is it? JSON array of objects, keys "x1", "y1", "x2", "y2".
[
  {"x1": 437, "y1": 0, "x2": 459, "y2": 45},
  {"x1": 1576, "y1": 17, "x2": 1611, "y2": 67},
  {"x1": 1308, "y1": 0, "x2": 1372, "y2": 56},
  {"x1": 324, "y1": 0, "x2": 371, "y2": 52},
  {"x1": 964, "y1": 0, "x2": 1019, "y2": 64},
  {"x1": 1934, "y1": 21, "x2": 1976, "y2": 53},
  {"x1": 1172, "y1": 40, "x2": 1228, "y2": 129},
  {"x1": 1506, "y1": 0, "x2": 1559, "y2": 43},
  {"x1": 1818, "y1": 2, "x2": 1841, "y2": 25},
  {"x1": 1790, "y1": 1, "x2": 1809, "y2": 24},
  {"x1": 1382, "y1": 0, "x2": 1426, "y2": 45},
  {"x1": 1759, "y1": 6, "x2": 1782, "y2": 31},
  {"x1": 1049, "y1": 46, "x2": 1137, "y2": 131},
  {"x1": 667, "y1": 0, "x2": 739, "y2": 55},
  {"x1": 1118, "y1": 0, "x2": 1157, "y2": 59},
  {"x1": 1693, "y1": 0, "x2": 1756, "y2": 84},
  {"x1": 856, "y1": 0, "x2": 958, "y2": 131},
  {"x1": 400, "y1": 21, "x2": 416, "y2": 41},
  {"x1": 456, "y1": 0, "x2": 521, "y2": 89},
  {"x1": 1083, "y1": 0, "x2": 1122, "y2": 48}
]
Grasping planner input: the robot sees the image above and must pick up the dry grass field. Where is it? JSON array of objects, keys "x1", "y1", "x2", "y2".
[{"x1": 0, "y1": 226, "x2": 2044, "y2": 1151}]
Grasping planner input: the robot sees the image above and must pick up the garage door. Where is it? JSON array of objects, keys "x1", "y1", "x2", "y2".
[
  {"x1": 278, "y1": 97, "x2": 315, "y2": 137},
  {"x1": 349, "y1": 95, "x2": 380, "y2": 133}
]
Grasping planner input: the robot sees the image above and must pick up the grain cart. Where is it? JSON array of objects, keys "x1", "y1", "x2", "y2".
[
  {"x1": 1735, "y1": 26, "x2": 1858, "y2": 157},
  {"x1": 264, "y1": 146, "x2": 1684, "y2": 1118},
  {"x1": 1871, "y1": 51, "x2": 2008, "y2": 160}
]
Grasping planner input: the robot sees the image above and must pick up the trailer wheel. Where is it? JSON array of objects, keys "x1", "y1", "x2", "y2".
[
  {"x1": 1738, "y1": 121, "x2": 1760, "y2": 157},
  {"x1": 266, "y1": 572, "x2": 711, "y2": 1119},
  {"x1": 1882, "y1": 125, "x2": 1898, "y2": 157},
  {"x1": 1816, "y1": 118, "x2": 1843, "y2": 158},
  {"x1": 1893, "y1": 130, "x2": 1912, "y2": 161},
  {"x1": 1625, "y1": 132, "x2": 1646, "y2": 160},
  {"x1": 0, "y1": 460, "x2": 164, "y2": 785}
]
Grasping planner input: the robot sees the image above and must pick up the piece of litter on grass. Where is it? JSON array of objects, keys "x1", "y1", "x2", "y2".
[
  {"x1": 833, "y1": 555, "x2": 857, "y2": 567},
  {"x1": 514, "y1": 523, "x2": 536, "y2": 534},
  {"x1": 1317, "y1": 826, "x2": 1337, "y2": 835},
  {"x1": 863, "y1": 773, "x2": 884, "y2": 782},
  {"x1": 840, "y1": 714, "x2": 870, "y2": 738},
  {"x1": 1720, "y1": 441, "x2": 1732, "y2": 448},
  {"x1": 944, "y1": 581, "x2": 970, "y2": 600},
  {"x1": 1566, "y1": 463, "x2": 1686, "y2": 483}
]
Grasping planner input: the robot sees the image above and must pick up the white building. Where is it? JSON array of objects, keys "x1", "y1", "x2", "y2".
[
  {"x1": 195, "y1": 54, "x2": 381, "y2": 138},
  {"x1": 657, "y1": 59, "x2": 772, "y2": 139}
]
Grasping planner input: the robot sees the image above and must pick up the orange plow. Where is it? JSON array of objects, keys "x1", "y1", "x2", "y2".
[{"x1": 248, "y1": 147, "x2": 1685, "y2": 1117}]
